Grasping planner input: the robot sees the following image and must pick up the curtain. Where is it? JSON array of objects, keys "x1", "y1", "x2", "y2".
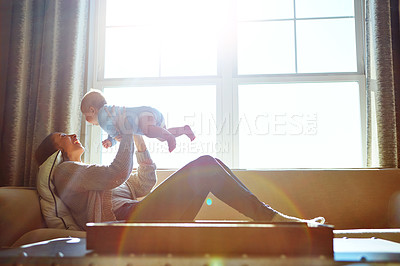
[
  {"x1": 0, "y1": 0, "x2": 89, "y2": 186},
  {"x1": 366, "y1": 0, "x2": 400, "y2": 167}
]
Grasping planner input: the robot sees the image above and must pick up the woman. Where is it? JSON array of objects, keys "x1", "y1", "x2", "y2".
[{"x1": 35, "y1": 109, "x2": 325, "y2": 230}]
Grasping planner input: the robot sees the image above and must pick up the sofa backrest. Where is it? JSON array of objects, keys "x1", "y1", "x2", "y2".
[{"x1": 156, "y1": 169, "x2": 400, "y2": 229}]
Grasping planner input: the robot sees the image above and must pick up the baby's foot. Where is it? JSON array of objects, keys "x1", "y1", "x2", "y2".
[
  {"x1": 166, "y1": 135, "x2": 176, "y2": 152},
  {"x1": 184, "y1": 125, "x2": 196, "y2": 141}
]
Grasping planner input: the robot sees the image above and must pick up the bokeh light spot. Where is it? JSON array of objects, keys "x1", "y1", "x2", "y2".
[{"x1": 206, "y1": 197, "x2": 212, "y2": 206}]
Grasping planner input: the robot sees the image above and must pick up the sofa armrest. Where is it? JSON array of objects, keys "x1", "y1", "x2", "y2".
[{"x1": 0, "y1": 187, "x2": 45, "y2": 248}]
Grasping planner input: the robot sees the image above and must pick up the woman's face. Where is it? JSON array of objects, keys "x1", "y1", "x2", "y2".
[{"x1": 53, "y1": 133, "x2": 84, "y2": 159}]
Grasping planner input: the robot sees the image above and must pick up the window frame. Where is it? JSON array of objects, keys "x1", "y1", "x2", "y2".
[{"x1": 85, "y1": 0, "x2": 366, "y2": 168}]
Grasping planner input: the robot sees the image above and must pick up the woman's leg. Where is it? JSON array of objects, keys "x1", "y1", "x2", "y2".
[
  {"x1": 214, "y1": 158, "x2": 325, "y2": 224},
  {"x1": 214, "y1": 158, "x2": 251, "y2": 192},
  {"x1": 127, "y1": 155, "x2": 276, "y2": 222}
]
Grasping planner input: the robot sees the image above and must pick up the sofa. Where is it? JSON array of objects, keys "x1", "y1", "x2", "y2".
[{"x1": 1, "y1": 168, "x2": 400, "y2": 248}]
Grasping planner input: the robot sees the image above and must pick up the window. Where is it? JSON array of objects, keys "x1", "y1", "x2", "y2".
[{"x1": 87, "y1": 0, "x2": 365, "y2": 169}]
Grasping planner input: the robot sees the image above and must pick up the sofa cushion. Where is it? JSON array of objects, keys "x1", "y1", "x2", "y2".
[{"x1": 36, "y1": 151, "x2": 82, "y2": 231}]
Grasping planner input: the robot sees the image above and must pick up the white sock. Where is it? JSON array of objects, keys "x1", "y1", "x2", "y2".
[{"x1": 271, "y1": 210, "x2": 325, "y2": 225}]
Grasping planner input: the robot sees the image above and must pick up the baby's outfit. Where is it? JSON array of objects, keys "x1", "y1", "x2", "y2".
[{"x1": 98, "y1": 105, "x2": 165, "y2": 147}]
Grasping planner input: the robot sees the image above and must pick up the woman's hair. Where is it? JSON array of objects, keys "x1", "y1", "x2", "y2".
[
  {"x1": 80, "y1": 89, "x2": 107, "y2": 113},
  {"x1": 35, "y1": 133, "x2": 59, "y2": 166}
]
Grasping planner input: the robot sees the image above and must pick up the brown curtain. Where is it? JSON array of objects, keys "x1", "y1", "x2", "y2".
[
  {"x1": 0, "y1": 0, "x2": 89, "y2": 186},
  {"x1": 366, "y1": 0, "x2": 400, "y2": 167}
]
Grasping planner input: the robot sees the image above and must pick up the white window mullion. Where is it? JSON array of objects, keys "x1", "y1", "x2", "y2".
[
  {"x1": 354, "y1": 0, "x2": 367, "y2": 167},
  {"x1": 217, "y1": 0, "x2": 236, "y2": 166},
  {"x1": 236, "y1": 73, "x2": 365, "y2": 84},
  {"x1": 354, "y1": 0, "x2": 365, "y2": 74},
  {"x1": 95, "y1": 0, "x2": 106, "y2": 82},
  {"x1": 86, "y1": 0, "x2": 106, "y2": 164},
  {"x1": 231, "y1": 79, "x2": 239, "y2": 168},
  {"x1": 293, "y1": 0, "x2": 299, "y2": 73},
  {"x1": 217, "y1": 76, "x2": 235, "y2": 167},
  {"x1": 359, "y1": 77, "x2": 367, "y2": 167},
  {"x1": 99, "y1": 77, "x2": 220, "y2": 88}
]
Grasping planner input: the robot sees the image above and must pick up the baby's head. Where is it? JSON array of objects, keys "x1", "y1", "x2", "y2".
[{"x1": 80, "y1": 89, "x2": 107, "y2": 125}]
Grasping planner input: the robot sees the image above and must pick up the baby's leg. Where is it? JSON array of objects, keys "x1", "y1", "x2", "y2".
[
  {"x1": 139, "y1": 115, "x2": 176, "y2": 152},
  {"x1": 168, "y1": 125, "x2": 196, "y2": 141}
]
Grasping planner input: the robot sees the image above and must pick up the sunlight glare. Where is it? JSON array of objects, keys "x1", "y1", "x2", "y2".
[{"x1": 105, "y1": 0, "x2": 224, "y2": 78}]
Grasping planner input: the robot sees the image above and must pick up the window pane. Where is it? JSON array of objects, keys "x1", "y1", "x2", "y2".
[
  {"x1": 105, "y1": 27, "x2": 160, "y2": 78},
  {"x1": 105, "y1": 0, "x2": 220, "y2": 78},
  {"x1": 238, "y1": 21, "x2": 295, "y2": 74},
  {"x1": 101, "y1": 86, "x2": 216, "y2": 168},
  {"x1": 106, "y1": 0, "x2": 160, "y2": 26},
  {"x1": 296, "y1": 0, "x2": 354, "y2": 18},
  {"x1": 237, "y1": 0, "x2": 294, "y2": 21},
  {"x1": 158, "y1": 0, "x2": 220, "y2": 76},
  {"x1": 160, "y1": 24, "x2": 217, "y2": 77},
  {"x1": 296, "y1": 18, "x2": 357, "y2": 73},
  {"x1": 238, "y1": 82, "x2": 362, "y2": 168},
  {"x1": 106, "y1": 0, "x2": 221, "y2": 26}
]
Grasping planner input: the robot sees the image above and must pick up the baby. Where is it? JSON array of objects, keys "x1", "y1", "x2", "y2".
[{"x1": 80, "y1": 89, "x2": 195, "y2": 152}]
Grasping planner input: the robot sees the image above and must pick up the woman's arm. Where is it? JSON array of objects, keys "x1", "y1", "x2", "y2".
[
  {"x1": 55, "y1": 108, "x2": 136, "y2": 192},
  {"x1": 134, "y1": 135, "x2": 147, "y2": 152},
  {"x1": 54, "y1": 134, "x2": 135, "y2": 192},
  {"x1": 127, "y1": 135, "x2": 157, "y2": 198}
]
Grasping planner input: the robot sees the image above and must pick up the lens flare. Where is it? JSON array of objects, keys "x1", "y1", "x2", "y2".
[{"x1": 206, "y1": 197, "x2": 213, "y2": 206}]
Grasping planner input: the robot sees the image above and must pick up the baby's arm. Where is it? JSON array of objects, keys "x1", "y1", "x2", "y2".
[
  {"x1": 102, "y1": 135, "x2": 116, "y2": 148},
  {"x1": 102, "y1": 139, "x2": 112, "y2": 148}
]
